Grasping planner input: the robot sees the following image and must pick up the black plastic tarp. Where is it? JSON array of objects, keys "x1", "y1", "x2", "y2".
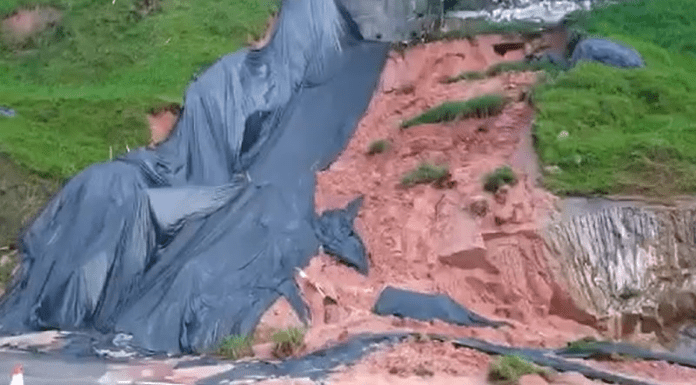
[
  {"x1": 0, "y1": 0, "x2": 390, "y2": 355},
  {"x1": 570, "y1": 38, "x2": 645, "y2": 68},
  {"x1": 194, "y1": 332, "x2": 665, "y2": 385},
  {"x1": 373, "y1": 286, "x2": 510, "y2": 328}
]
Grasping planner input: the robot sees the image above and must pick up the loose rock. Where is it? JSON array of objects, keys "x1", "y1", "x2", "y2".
[
  {"x1": 468, "y1": 196, "x2": 489, "y2": 217},
  {"x1": 494, "y1": 185, "x2": 509, "y2": 205}
]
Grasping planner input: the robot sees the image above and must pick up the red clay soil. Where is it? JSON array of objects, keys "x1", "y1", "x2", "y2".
[
  {"x1": 303, "y1": 35, "x2": 596, "y2": 350},
  {"x1": 0, "y1": 7, "x2": 62, "y2": 46},
  {"x1": 147, "y1": 105, "x2": 180, "y2": 147},
  {"x1": 253, "y1": 35, "x2": 696, "y2": 384}
]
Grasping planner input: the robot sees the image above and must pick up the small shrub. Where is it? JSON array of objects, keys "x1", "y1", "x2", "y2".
[
  {"x1": 217, "y1": 334, "x2": 254, "y2": 360},
  {"x1": 443, "y1": 70, "x2": 486, "y2": 84},
  {"x1": 485, "y1": 60, "x2": 565, "y2": 77},
  {"x1": 402, "y1": 163, "x2": 449, "y2": 187},
  {"x1": 401, "y1": 94, "x2": 506, "y2": 128},
  {"x1": 271, "y1": 327, "x2": 305, "y2": 359},
  {"x1": 565, "y1": 336, "x2": 599, "y2": 353},
  {"x1": 128, "y1": 0, "x2": 163, "y2": 22},
  {"x1": 563, "y1": 337, "x2": 634, "y2": 361},
  {"x1": 367, "y1": 139, "x2": 390, "y2": 155},
  {"x1": 488, "y1": 355, "x2": 547, "y2": 384},
  {"x1": 483, "y1": 166, "x2": 517, "y2": 193}
]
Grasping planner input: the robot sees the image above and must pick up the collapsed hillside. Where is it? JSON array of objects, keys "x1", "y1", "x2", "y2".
[
  {"x1": 248, "y1": 33, "x2": 696, "y2": 385},
  {"x1": 2, "y1": 1, "x2": 696, "y2": 384}
]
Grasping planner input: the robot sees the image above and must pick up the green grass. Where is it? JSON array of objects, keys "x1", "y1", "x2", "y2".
[
  {"x1": 401, "y1": 94, "x2": 506, "y2": 128},
  {"x1": 392, "y1": 18, "x2": 549, "y2": 54},
  {"x1": 429, "y1": 19, "x2": 548, "y2": 42},
  {"x1": 217, "y1": 334, "x2": 254, "y2": 360},
  {"x1": 483, "y1": 165, "x2": 517, "y2": 193},
  {"x1": 488, "y1": 355, "x2": 548, "y2": 384},
  {"x1": 0, "y1": 251, "x2": 18, "y2": 291},
  {"x1": 367, "y1": 139, "x2": 390, "y2": 155},
  {"x1": 485, "y1": 59, "x2": 566, "y2": 77},
  {"x1": 443, "y1": 70, "x2": 485, "y2": 83},
  {"x1": 564, "y1": 336, "x2": 600, "y2": 353},
  {"x1": 401, "y1": 163, "x2": 449, "y2": 187},
  {"x1": 271, "y1": 327, "x2": 305, "y2": 358},
  {"x1": 532, "y1": 0, "x2": 696, "y2": 197},
  {"x1": 445, "y1": 59, "x2": 567, "y2": 84},
  {"x1": 0, "y1": 0, "x2": 278, "y2": 181},
  {"x1": 563, "y1": 0, "x2": 696, "y2": 59},
  {"x1": 563, "y1": 337, "x2": 635, "y2": 361},
  {"x1": 533, "y1": 40, "x2": 696, "y2": 196}
]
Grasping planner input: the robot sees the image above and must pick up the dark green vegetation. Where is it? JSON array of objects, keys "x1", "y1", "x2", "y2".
[
  {"x1": 401, "y1": 94, "x2": 506, "y2": 128},
  {"x1": 488, "y1": 355, "x2": 548, "y2": 384},
  {"x1": 485, "y1": 59, "x2": 565, "y2": 77},
  {"x1": 392, "y1": 17, "x2": 549, "y2": 54},
  {"x1": 215, "y1": 327, "x2": 305, "y2": 360},
  {"x1": 0, "y1": 250, "x2": 18, "y2": 293},
  {"x1": 532, "y1": 0, "x2": 696, "y2": 197},
  {"x1": 401, "y1": 163, "x2": 449, "y2": 187},
  {"x1": 217, "y1": 334, "x2": 254, "y2": 360},
  {"x1": 0, "y1": 0, "x2": 278, "y2": 182},
  {"x1": 367, "y1": 139, "x2": 390, "y2": 155},
  {"x1": 271, "y1": 327, "x2": 305, "y2": 359},
  {"x1": 564, "y1": 336, "x2": 600, "y2": 353},
  {"x1": 0, "y1": 155, "x2": 56, "y2": 246},
  {"x1": 428, "y1": 19, "x2": 547, "y2": 42},
  {"x1": 443, "y1": 70, "x2": 486, "y2": 83},
  {"x1": 483, "y1": 165, "x2": 517, "y2": 193},
  {"x1": 445, "y1": 59, "x2": 566, "y2": 84},
  {"x1": 564, "y1": 337, "x2": 635, "y2": 361}
]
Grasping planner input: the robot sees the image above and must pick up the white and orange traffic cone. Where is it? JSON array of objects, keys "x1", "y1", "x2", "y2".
[{"x1": 9, "y1": 364, "x2": 23, "y2": 385}]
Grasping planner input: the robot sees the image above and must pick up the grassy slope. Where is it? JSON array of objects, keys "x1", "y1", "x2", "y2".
[
  {"x1": 0, "y1": 0, "x2": 274, "y2": 288},
  {"x1": 533, "y1": 0, "x2": 696, "y2": 196},
  {"x1": 0, "y1": 0, "x2": 277, "y2": 181}
]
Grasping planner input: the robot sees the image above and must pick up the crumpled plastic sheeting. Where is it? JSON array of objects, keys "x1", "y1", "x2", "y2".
[
  {"x1": 198, "y1": 333, "x2": 409, "y2": 384},
  {"x1": 0, "y1": 0, "x2": 390, "y2": 355},
  {"x1": 197, "y1": 332, "x2": 665, "y2": 385},
  {"x1": 555, "y1": 340, "x2": 696, "y2": 369},
  {"x1": 0, "y1": 106, "x2": 15, "y2": 117},
  {"x1": 372, "y1": 286, "x2": 509, "y2": 327},
  {"x1": 571, "y1": 38, "x2": 645, "y2": 68},
  {"x1": 451, "y1": 337, "x2": 660, "y2": 385}
]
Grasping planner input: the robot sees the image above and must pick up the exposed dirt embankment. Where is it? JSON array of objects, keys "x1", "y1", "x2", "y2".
[
  {"x1": 302, "y1": 35, "x2": 596, "y2": 349},
  {"x1": 251, "y1": 34, "x2": 696, "y2": 384},
  {"x1": 545, "y1": 199, "x2": 696, "y2": 345}
]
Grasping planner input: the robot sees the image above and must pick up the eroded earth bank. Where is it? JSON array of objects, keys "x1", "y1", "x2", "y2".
[
  {"x1": 4, "y1": 30, "x2": 696, "y2": 385},
  {"x1": 246, "y1": 35, "x2": 696, "y2": 385}
]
